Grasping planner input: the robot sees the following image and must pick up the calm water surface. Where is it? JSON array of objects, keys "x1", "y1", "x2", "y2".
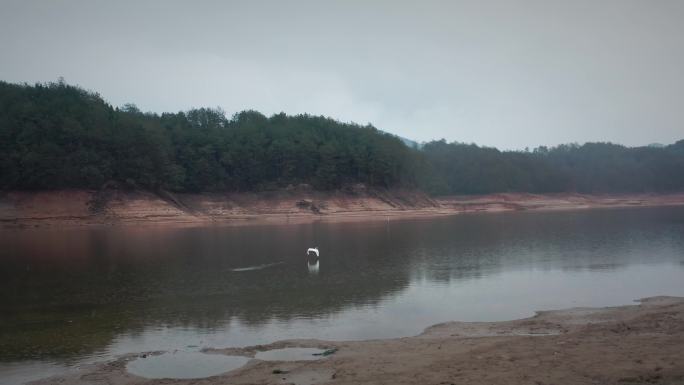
[{"x1": 2, "y1": 207, "x2": 684, "y2": 384}]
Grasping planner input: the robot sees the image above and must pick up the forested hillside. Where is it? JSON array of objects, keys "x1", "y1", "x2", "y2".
[
  {"x1": 0, "y1": 81, "x2": 418, "y2": 192},
  {"x1": 1, "y1": 81, "x2": 683, "y2": 195},
  {"x1": 421, "y1": 140, "x2": 684, "y2": 194}
]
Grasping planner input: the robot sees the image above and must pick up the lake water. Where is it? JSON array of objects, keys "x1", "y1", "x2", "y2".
[{"x1": 2, "y1": 207, "x2": 684, "y2": 384}]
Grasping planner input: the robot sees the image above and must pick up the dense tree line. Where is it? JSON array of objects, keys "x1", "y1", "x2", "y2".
[
  {"x1": 1, "y1": 81, "x2": 683, "y2": 195},
  {"x1": 419, "y1": 140, "x2": 684, "y2": 195},
  {"x1": 0, "y1": 81, "x2": 417, "y2": 191}
]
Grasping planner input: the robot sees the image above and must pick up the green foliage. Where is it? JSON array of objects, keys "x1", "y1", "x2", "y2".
[
  {"x1": 1, "y1": 81, "x2": 683, "y2": 195},
  {"x1": 0, "y1": 81, "x2": 418, "y2": 192},
  {"x1": 419, "y1": 140, "x2": 684, "y2": 195}
]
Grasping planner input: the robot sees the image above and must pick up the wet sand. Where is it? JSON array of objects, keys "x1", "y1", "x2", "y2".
[
  {"x1": 3, "y1": 189, "x2": 684, "y2": 228},
  {"x1": 29, "y1": 297, "x2": 684, "y2": 385}
]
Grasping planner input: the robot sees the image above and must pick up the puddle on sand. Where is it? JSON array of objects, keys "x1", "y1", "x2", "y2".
[
  {"x1": 126, "y1": 351, "x2": 249, "y2": 379},
  {"x1": 255, "y1": 348, "x2": 327, "y2": 361}
]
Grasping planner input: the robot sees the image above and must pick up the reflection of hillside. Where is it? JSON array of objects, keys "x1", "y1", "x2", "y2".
[
  {"x1": 1, "y1": 206, "x2": 683, "y2": 363},
  {"x1": 0, "y1": 223, "x2": 416, "y2": 362},
  {"x1": 398, "y1": 207, "x2": 684, "y2": 283}
]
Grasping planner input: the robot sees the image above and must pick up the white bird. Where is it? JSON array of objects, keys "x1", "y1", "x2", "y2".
[{"x1": 306, "y1": 247, "x2": 319, "y2": 257}]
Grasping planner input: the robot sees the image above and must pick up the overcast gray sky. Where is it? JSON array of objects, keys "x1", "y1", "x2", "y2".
[{"x1": 1, "y1": 0, "x2": 683, "y2": 149}]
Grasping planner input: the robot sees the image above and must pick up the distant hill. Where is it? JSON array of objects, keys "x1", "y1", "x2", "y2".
[
  {"x1": 398, "y1": 136, "x2": 421, "y2": 149},
  {"x1": 0, "y1": 81, "x2": 418, "y2": 192},
  {"x1": 1, "y1": 80, "x2": 683, "y2": 195}
]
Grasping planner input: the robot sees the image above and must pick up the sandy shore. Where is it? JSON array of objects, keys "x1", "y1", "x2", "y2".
[
  {"x1": 28, "y1": 296, "x2": 684, "y2": 385},
  {"x1": 2, "y1": 189, "x2": 684, "y2": 228}
]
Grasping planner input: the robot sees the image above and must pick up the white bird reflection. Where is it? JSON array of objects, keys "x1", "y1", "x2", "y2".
[{"x1": 307, "y1": 258, "x2": 319, "y2": 275}]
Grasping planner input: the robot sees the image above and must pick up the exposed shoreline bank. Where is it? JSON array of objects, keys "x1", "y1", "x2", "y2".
[
  {"x1": 29, "y1": 296, "x2": 684, "y2": 385},
  {"x1": 2, "y1": 189, "x2": 684, "y2": 229}
]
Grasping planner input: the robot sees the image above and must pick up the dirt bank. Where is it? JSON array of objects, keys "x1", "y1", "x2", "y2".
[
  {"x1": 29, "y1": 296, "x2": 684, "y2": 385},
  {"x1": 2, "y1": 188, "x2": 684, "y2": 228}
]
